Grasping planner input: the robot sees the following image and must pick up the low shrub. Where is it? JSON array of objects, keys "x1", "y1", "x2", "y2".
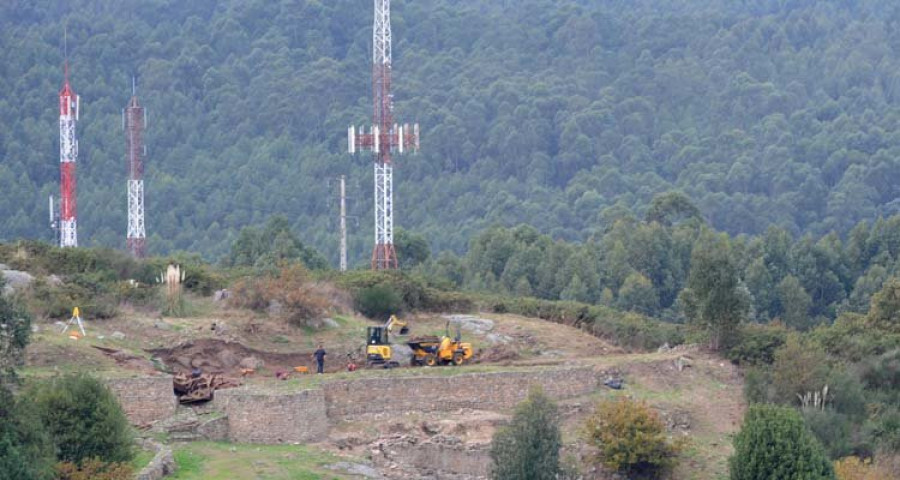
[
  {"x1": 860, "y1": 349, "x2": 900, "y2": 393},
  {"x1": 477, "y1": 295, "x2": 683, "y2": 351},
  {"x1": 55, "y1": 459, "x2": 133, "y2": 480},
  {"x1": 834, "y1": 456, "x2": 897, "y2": 480},
  {"x1": 145, "y1": 256, "x2": 224, "y2": 296},
  {"x1": 354, "y1": 284, "x2": 403, "y2": 319},
  {"x1": 583, "y1": 397, "x2": 682, "y2": 479},
  {"x1": 803, "y1": 409, "x2": 865, "y2": 460},
  {"x1": 0, "y1": 282, "x2": 32, "y2": 381},
  {"x1": 743, "y1": 366, "x2": 773, "y2": 404},
  {"x1": 27, "y1": 277, "x2": 118, "y2": 320},
  {"x1": 229, "y1": 266, "x2": 336, "y2": 327},
  {"x1": 812, "y1": 313, "x2": 900, "y2": 362},
  {"x1": 726, "y1": 322, "x2": 789, "y2": 366},
  {"x1": 869, "y1": 407, "x2": 900, "y2": 452},
  {"x1": 29, "y1": 374, "x2": 134, "y2": 465}
]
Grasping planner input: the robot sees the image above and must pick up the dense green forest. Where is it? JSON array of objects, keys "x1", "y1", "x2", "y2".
[
  {"x1": 424, "y1": 197, "x2": 900, "y2": 327},
  {"x1": 4, "y1": 0, "x2": 900, "y2": 265}
]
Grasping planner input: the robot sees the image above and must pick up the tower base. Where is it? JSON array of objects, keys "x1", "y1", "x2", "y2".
[{"x1": 372, "y1": 243, "x2": 399, "y2": 270}]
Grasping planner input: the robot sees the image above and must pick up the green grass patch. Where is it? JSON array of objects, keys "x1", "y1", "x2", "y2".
[
  {"x1": 170, "y1": 449, "x2": 206, "y2": 478},
  {"x1": 131, "y1": 448, "x2": 155, "y2": 471},
  {"x1": 168, "y1": 442, "x2": 349, "y2": 479}
]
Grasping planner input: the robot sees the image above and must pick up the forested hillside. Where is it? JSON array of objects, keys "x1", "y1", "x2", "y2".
[{"x1": 4, "y1": 0, "x2": 900, "y2": 264}]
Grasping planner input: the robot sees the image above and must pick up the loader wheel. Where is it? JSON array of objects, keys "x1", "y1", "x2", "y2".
[
  {"x1": 424, "y1": 354, "x2": 438, "y2": 367},
  {"x1": 452, "y1": 352, "x2": 465, "y2": 366}
]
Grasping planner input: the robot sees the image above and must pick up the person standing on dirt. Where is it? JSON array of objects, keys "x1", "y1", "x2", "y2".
[{"x1": 313, "y1": 344, "x2": 327, "y2": 374}]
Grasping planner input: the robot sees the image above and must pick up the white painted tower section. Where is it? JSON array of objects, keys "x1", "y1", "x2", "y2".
[{"x1": 340, "y1": 175, "x2": 348, "y2": 272}]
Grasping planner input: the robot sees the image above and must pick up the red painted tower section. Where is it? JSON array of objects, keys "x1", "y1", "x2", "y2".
[
  {"x1": 348, "y1": 0, "x2": 420, "y2": 270},
  {"x1": 59, "y1": 62, "x2": 79, "y2": 248}
]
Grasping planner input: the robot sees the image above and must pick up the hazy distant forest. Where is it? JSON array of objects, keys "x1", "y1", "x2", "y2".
[{"x1": 3, "y1": 0, "x2": 900, "y2": 266}]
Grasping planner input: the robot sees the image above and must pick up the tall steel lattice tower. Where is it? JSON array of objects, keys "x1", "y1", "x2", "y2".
[
  {"x1": 124, "y1": 79, "x2": 146, "y2": 257},
  {"x1": 58, "y1": 58, "x2": 79, "y2": 248},
  {"x1": 348, "y1": 0, "x2": 420, "y2": 270}
]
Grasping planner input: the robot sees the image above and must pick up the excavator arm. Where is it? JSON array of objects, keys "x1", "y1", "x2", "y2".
[{"x1": 385, "y1": 315, "x2": 410, "y2": 335}]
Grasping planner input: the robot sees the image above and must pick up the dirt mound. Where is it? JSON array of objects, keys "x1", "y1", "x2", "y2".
[
  {"x1": 149, "y1": 339, "x2": 325, "y2": 375},
  {"x1": 91, "y1": 345, "x2": 157, "y2": 374},
  {"x1": 472, "y1": 344, "x2": 520, "y2": 364}
]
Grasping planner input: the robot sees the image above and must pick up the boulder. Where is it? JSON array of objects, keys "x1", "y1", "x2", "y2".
[
  {"x1": 239, "y1": 356, "x2": 264, "y2": 370},
  {"x1": 443, "y1": 314, "x2": 494, "y2": 334},
  {"x1": 1, "y1": 269, "x2": 33, "y2": 296},
  {"x1": 217, "y1": 349, "x2": 239, "y2": 369},
  {"x1": 322, "y1": 317, "x2": 340, "y2": 329}
]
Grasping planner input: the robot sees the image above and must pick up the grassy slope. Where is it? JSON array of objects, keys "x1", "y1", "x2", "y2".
[
  {"x1": 22, "y1": 300, "x2": 744, "y2": 479},
  {"x1": 169, "y1": 443, "x2": 352, "y2": 480}
]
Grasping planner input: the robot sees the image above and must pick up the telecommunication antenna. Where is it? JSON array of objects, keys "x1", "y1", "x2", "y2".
[
  {"x1": 49, "y1": 195, "x2": 59, "y2": 242},
  {"x1": 347, "y1": 0, "x2": 421, "y2": 270},
  {"x1": 124, "y1": 77, "x2": 147, "y2": 257},
  {"x1": 340, "y1": 175, "x2": 348, "y2": 272},
  {"x1": 330, "y1": 175, "x2": 360, "y2": 271},
  {"x1": 58, "y1": 28, "x2": 80, "y2": 248}
]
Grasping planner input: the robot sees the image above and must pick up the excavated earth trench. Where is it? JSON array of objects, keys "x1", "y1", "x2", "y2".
[{"x1": 148, "y1": 338, "x2": 329, "y2": 375}]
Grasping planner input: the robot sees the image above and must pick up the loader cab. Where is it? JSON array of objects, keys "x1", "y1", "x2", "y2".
[
  {"x1": 368, "y1": 326, "x2": 388, "y2": 346},
  {"x1": 366, "y1": 326, "x2": 395, "y2": 367}
]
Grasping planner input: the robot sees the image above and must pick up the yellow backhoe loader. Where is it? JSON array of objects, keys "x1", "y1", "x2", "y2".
[{"x1": 365, "y1": 315, "x2": 409, "y2": 368}]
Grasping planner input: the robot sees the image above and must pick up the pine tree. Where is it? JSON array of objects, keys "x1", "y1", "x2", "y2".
[
  {"x1": 0, "y1": 385, "x2": 54, "y2": 480},
  {"x1": 729, "y1": 405, "x2": 835, "y2": 480},
  {"x1": 490, "y1": 387, "x2": 561, "y2": 480},
  {"x1": 30, "y1": 374, "x2": 134, "y2": 464},
  {"x1": 680, "y1": 229, "x2": 750, "y2": 351},
  {"x1": 0, "y1": 278, "x2": 31, "y2": 384}
]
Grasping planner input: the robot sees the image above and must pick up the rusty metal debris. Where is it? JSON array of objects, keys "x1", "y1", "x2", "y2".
[{"x1": 173, "y1": 372, "x2": 240, "y2": 404}]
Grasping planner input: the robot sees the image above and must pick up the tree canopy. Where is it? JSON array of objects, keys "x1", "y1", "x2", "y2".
[{"x1": 5, "y1": 1, "x2": 900, "y2": 266}]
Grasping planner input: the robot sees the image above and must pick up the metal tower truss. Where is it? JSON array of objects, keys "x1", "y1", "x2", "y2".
[
  {"x1": 59, "y1": 64, "x2": 79, "y2": 248},
  {"x1": 126, "y1": 179, "x2": 145, "y2": 256},
  {"x1": 124, "y1": 83, "x2": 147, "y2": 257},
  {"x1": 373, "y1": 162, "x2": 394, "y2": 269},
  {"x1": 348, "y1": 0, "x2": 421, "y2": 270}
]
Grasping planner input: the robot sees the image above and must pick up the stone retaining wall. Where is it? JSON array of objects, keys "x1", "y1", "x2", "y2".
[
  {"x1": 105, "y1": 376, "x2": 177, "y2": 426},
  {"x1": 214, "y1": 388, "x2": 329, "y2": 444},
  {"x1": 373, "y1": 437, "x2": 492, "y2": 479},
  {"x1": 324, "y1": 366, "x2": 598, "y2": 419},
  {"x1": 109, "y1": 367, "x2": 598, "y2": 445},
  {"x1": 135, "y1": 439, "x2": 176, "y2": 480}
]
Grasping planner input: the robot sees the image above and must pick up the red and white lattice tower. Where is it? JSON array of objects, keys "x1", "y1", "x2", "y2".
[
  {"x1": 124, "y1": 79, "x2": 146, "y2": 257},
  {"x1": 348, "y1": 0, "x2": 420, "y2": 270},
  {"x1": 58, "y1": 60, "x2": 79, "y2": 248}
]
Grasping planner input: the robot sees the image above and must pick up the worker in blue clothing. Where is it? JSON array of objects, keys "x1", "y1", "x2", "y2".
[{"x1": 313, "y1": 344, "x2": 327, "y2": 374}]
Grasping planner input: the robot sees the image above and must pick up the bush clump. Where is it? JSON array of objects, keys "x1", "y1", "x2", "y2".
[
  {"x1": 354, "y1": 283, "x2": 403, "y2": 319},
  {"x1": 0, "y1": 384, "x2": 55, "y2": 480},
  {"x1": 490, "y1": 387, "x2": 561, "y2": 480},
  {"x1": 55, "y1": 459, "x2": 133, "y2": 480},
  {"x1": 229, "y1": 265, "x2": 338, "y2": 327},
  {"x1": 833, "y1": 456, "x2": 897, "y2": 480},
  {"x1": 726, "y1": 322, "x2": 789, "y2": 366},
  {"x1": 729, "y1": 404, "x2": 834, "y2": 480},
  {"x1": 29, "y1": 374, "x2": 134, "y2": 465},
  {"x1": 584, "y1": 397, "x2": 681, "y2": 479}
]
